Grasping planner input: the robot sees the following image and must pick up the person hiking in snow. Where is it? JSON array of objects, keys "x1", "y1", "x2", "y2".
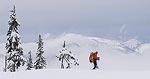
[{"x1": 89, "y1": 51, "x2": 99, "y2": 69}]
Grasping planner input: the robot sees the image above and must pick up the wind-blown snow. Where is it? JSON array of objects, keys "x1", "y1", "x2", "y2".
[{"x1": 122, "y1": 39, "x2": 141, "y2": 49}]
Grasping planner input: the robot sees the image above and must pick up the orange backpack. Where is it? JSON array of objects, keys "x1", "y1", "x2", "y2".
[{"x1": 89, "y1": 53, "x2": 94, "y2": 62}]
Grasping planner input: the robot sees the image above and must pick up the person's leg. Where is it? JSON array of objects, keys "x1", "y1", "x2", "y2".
[{"x1": 93, "y1": 60, "x2": 97, "y2": 69}]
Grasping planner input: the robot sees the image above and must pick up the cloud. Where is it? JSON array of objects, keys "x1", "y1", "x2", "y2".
[
  {"x1": 0, "y1": 0, "x2": 149, "y2": 43},
  {"x1": 43, "y1": 33, "x2": 56, "y2": 40}
]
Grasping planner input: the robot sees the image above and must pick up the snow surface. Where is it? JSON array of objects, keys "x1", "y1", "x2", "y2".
[
  {"x1": 0, "y1": 69, "x2": 150, "y2": 79},
  {"x1": 0, "y1": 33, "x2": 150, "y2": 79}
]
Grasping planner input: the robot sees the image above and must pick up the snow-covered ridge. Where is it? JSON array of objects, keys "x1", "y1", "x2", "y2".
[{"x1": 0, "y1": 33, "x2": 148, "y2": 55}]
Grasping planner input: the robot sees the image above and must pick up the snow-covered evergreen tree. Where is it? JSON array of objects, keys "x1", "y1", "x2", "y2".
[
  {"x1": 5, "y1": 5, "x2": 26, "y2": 72},
  {"x1": 34, "y1": 35, "x2": 46, "y2": 69},
  {"x1": 56, "y1": 41, "x2": 79, "y2": 69},
  {"x1": 26, "y1": 51, "x2": 33, "y2": 70},
  {"x1": 63, "y1": 41, "x2": 66, "y2": 48}
]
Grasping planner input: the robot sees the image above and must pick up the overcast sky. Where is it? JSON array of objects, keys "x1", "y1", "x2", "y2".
[{"x1": 0, "y1": 0, "x2": 150, "y2": 43}]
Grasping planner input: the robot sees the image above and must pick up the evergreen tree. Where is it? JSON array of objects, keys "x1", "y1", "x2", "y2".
[
  {"x1": 63, "y1": 41, "x2": 66, "y2": 48},
  {"x1": 34, "y1": 35, "x2": 46, "y2": 69},
  {"x1": 5, "y1": 5, "x2": 26, "y2": 72},
  {"x1": 56, "y1": 41, "x2": 79, "y2": 69},
  {"x1": 26, "y1": 51, "x2": 33, "y2": 70}
]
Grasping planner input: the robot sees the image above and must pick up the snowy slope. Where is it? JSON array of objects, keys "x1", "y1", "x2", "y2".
[
  {"x1": 0, "y1": 33, "x2": 150, "y2": 71},
  {"x1": 0, "y1": 69, "x2": 150, "y2": 79}
]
